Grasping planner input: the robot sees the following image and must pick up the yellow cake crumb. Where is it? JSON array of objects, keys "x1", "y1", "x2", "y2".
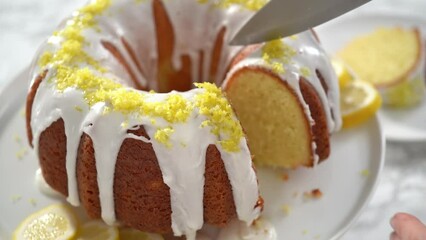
[
  {"x1": 14, "y1": 134, "x2": 22, "y2": 143},
  {"x1": 11, "y1": 195, "x2": 22, "y2": 203},
  {"x1": 16, "y1": 147, "x2": 28, "y2": 160},
  {"x1": 29, "y1": 198, "x2": 38, "y2": 207},
  {"x1": 74, "y1": 106, "x2": 83, "y2": 112},
  {"x1": 279, "y1": 172, "x2": 289, "y2": 182},
  {"x1": 304, "y1": 189, "x2": 323, "y2": 200},
  {"x1": 360, "y1": 169, "x2": 370, "y2": 177},
  {"x1": 281, "y1": 204, "x2": 292, "y2": 216}
]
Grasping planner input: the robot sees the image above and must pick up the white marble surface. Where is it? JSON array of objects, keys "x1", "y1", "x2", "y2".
[{"x1": 1, "y1": 0, "x2": 425, "y2": 239}]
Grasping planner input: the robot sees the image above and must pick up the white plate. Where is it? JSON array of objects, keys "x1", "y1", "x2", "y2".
[
  {"x1": 316, "y1": 12, "x2": 426, "y2": 142},
  {"x1": 0, "y1": 69, "x2": 385, "y2": 240}
]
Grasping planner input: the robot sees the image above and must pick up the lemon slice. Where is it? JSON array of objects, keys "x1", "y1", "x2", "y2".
[
  {"x1": 75, "y1": 221, "x2": 119, "y2": 240},
  {"x1": 340, "y1": 80, "x2": 382, "y2": 128},
  {"x1": 119, "y1": 228, "x2": 164, "y2": 240},
  {"x1": 332, "y1": 59, "x2": 354, "y2": 89},
  {"x1": 13, "y1": 204, "x2": 77, "y2": 240}
]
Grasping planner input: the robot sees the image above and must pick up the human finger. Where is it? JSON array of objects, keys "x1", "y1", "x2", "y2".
[
  {"x1": 390, "y1": 231, "x2": 402, "y2": 240},
  {"x1": 390, "y1": 212, "x2": 426, "y2": 240}
]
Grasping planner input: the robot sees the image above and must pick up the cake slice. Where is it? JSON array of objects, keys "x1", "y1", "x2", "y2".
[
  {"x1": 338, "y1": 27, "x2": 425, "y2": 107},
  {"x1": 224, "y1": 68, "x2": 314, "y2": 168},
  {"x1": 224, "y1": 32, "x2": 341, "y2": 169}
]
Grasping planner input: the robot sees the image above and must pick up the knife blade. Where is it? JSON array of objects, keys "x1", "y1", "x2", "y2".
[{"x1": 231, "y1": 0, "x2": 371, "y2": 45}]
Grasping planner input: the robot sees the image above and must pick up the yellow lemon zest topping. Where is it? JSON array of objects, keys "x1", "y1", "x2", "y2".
[
  {"x1": 199, "y1": 0, "x2": 267, "y2": 11},
  {"x1": 262, "y1": 39, "x2": 296, "y2": 74},
  {"x1": 195, "y1": 83, "x2": 243, "y2": 152},
  {"x1": 36, "y1": 0, "x2": 244, "y2": 151},
  {"x1": 300, "y1": 67, "x2": 311, "y2": 77},
  {"x1": 155, "y1": 127, "x2": 175, "y2": 147}
]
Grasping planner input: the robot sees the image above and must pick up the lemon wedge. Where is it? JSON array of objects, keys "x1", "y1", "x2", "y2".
[
  {"x1": 119, "y1": 228, "x2": 164, "y2": 240},
  {"x1": 75, "y1": 221, "x2": 119, "y2": 240},
  {"x1": 13, "y1": 204, "x2": 77, "y2": 240},
  {"x1": 340, "y1": 80, "x2": 382, "y2": 128},
  {"x1": 332, "y1": 59, "x2": 354, "y2": 89}
]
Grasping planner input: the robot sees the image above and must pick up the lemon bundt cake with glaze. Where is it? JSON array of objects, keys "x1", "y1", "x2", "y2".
[{"x1": 25, "y1": 0, "x2": 340, "y2": 238}]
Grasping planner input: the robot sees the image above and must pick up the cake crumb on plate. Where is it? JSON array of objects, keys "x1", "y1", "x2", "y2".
[{"x1": 304, "y1": 189, "x2": 323, "y2": 199}]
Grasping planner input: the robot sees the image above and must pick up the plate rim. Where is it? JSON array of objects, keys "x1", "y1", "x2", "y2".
[{"x1": 330, "y1": 117, "x2": 385, "y2": 240}]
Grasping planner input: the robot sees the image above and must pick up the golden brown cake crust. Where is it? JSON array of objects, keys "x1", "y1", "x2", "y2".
[
  {"x1": 114, "y1": 127, "x2": 173, "y2": 233},
  {"x1": 38, "y1": 119, "x2": 69, "y2": 196},
  {"x1": 299, "y1": 77, "x2": 331, "y2": 161},
  {"x1": 26, "y1": 70, "x2": 47, "y2": 147},
  {"x1": 203, "y1": 145, "x2": 237, "y2": 226}
]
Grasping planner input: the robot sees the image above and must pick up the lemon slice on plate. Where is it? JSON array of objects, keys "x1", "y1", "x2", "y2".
[
  {"x1": 119, "y1": 228, "x2": 164, "y2": 240},
  {"x1": 340, "y1": 80, "x2": 382, "y2": 129},
  {"x1": 13, "y1": 204, "x2": 77, "y2": 240},
  {"x1": 332, "y1": 59, "x2": 354, "y2": 89},
  {"x1": 75, "y1": 221, "x2": 119, "y2": 240}
]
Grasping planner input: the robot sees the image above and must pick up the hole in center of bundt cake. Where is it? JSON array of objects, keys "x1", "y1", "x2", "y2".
[{"x1": 101, "y1": 0, "x2": 229, "y2": 93}]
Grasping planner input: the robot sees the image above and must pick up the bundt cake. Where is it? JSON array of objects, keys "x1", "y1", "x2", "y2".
[
  {"x1": 25, "y1": 0, "x2": 341, "y2": 238},
  {"x1": 338, "y1": 27, "x2": 426, "y2": 107}
]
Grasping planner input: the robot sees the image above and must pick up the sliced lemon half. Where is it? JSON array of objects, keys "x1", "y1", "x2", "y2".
[
  {"x1": 75, "y1": 221, "x2": 119, "y2": 240},
  {"x1": 119, "y1": 228, "x2": 164, "y2": 240},
  {"x1": 13, "y1": 204, "x2": 77, "y2": 240},
  {"x1": 340, "y1": 80, "x2": 382, "y2": 129},
  {"x1": 332, "y1": 59, "x2": 354, "y2": 89}
]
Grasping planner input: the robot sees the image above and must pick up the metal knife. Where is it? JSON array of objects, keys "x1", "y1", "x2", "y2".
[{"x1": 231, "y1": 0, "x2": 371, "y2": 45}]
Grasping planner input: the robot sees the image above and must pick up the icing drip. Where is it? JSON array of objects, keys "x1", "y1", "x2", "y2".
[
  {"x1": 82, "y1": 103, "x2": 128, "y2": 225},
  {"x1": 35, "y1": 169, "x2": 63, "y2": 199}
]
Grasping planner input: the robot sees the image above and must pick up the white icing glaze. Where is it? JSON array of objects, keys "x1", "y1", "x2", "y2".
[
  {"x1": 35, "y1": 169, "x2": 63, "y2": 199},
  {"x1": 28, "y1": 0, "x2": 340, "y2": 239}
]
